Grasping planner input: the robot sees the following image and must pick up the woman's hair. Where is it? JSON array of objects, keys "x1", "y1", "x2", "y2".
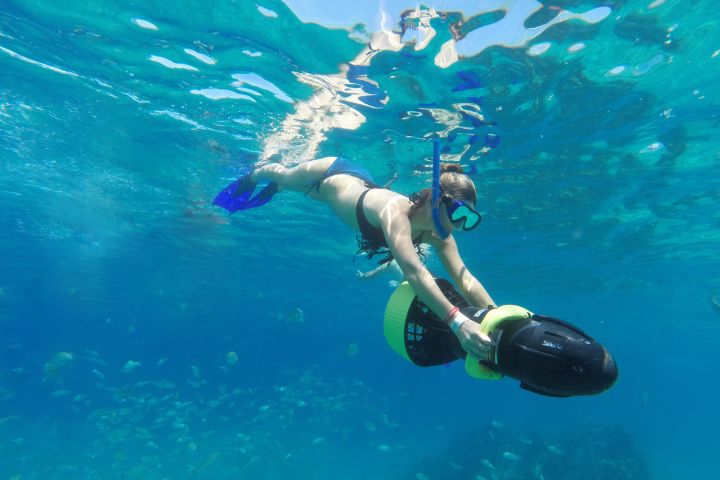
[{"x1": 409, "y1": 163, "x2": 477, "y2": 214}]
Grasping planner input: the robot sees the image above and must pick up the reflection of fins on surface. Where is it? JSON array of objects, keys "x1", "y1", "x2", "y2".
[{"x1": 212, "y1": 173, "x2": 279, "y2": 213}]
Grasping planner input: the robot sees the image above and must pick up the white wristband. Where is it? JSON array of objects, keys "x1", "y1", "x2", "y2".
[{"x1": 450, "y1": 314, "x2": 468, "y2": 333}]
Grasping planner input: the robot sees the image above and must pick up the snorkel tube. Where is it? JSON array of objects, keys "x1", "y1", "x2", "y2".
[
  {"x1": 431, "y1": 140, "x2": 450, "y2": 240},
  {"x1": 383, "y1": 279, "x2": 618, "y2": 397}
]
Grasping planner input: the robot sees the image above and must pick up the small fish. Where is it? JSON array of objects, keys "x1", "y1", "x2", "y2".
[
  {"x1": 191, "y1": 365, "x2": 202, "y2": 379},
  {"x1": 226, "y1": 351, "x2": 239, "y2": 365},
  {"x1": 480, "y1": 459, "x2": 496, "y2": 470},
  {"x1": 258, "y1": 405, "x2": 270, "y2": 412},
  {"x1": 312, "y1": 437, "x2": 324, "y2": 445},
  {"x1": 194, "y1": 451, "x2": 220, "y2": 473},
  {"x1": 51, "y1": 352, "x2": 75, "y2": 367},
  {"x1": 43, "y1": 362, "x2": 62, "y2": 379},
  {"x1": 157, "y1": 358, "x2": 168, "y2": 366},
  {"x1": 285, "y1": 308, "x2": 305, "y2": 324},
  {"x1": 0, "y1": 415, "x2": 20, "y2": 426},
  {"x1": 547, "y1": 445, "x2": 563, "y2": 455},
  {"x1": 490, "y1": 420, "x2": 504, "y2": 429},
  {"x1": 502, "y1": 451, "x2": 520, "y2": 461},
  {"x1": 0, "y1": 389, "x2": 16, "y2": 401},
  {"x1": 448, "y1": 461, "x2": 463, "y2": 470},
  {"x1": 83, "y1": 355, "x2": 108, "y2": 366},
  {"x1": 121, "y1": 360, "x2": 141, "y2": 373},
  {"x1": 377, "y1": 444, "x2": 391, "y2": 452},
  {"x1": 415, "y1": 473, "x2": 430, "y2": 480},
  {"x1": 51, "y1": 389, "x2": 71, "y2": 397},
  {"x1": 710, "y1": 293, "x2": 720, "y2": 315},
  {"x1": 82, "y1": 350, "x2": 107, "y2": 366},
  {"x1": 171, "y1": 420, "x2": 188, "y2": 430},
  {"x1": 91, "y1": 368, "x2": 105, "y2": 380},
  {"x1": 346, "y1": 343, "x2": 359, "y2": 356}
]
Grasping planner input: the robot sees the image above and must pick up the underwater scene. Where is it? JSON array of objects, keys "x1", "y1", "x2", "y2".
[{"x1": 1, "y1": 0, "x2": 718, "y2": 478}]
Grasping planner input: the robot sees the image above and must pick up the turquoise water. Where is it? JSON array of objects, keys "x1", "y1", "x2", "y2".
[{"x1": 1, "y1": 0, "x2": 718, "y2": 478}]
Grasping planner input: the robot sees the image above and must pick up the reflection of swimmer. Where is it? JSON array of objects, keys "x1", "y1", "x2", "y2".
[
  {"x1": 214, "y1": 147, "x2": 494, "y2": 360},
  {"x1": 710, "y1": 293, "x2": 720, "y2": 315}
]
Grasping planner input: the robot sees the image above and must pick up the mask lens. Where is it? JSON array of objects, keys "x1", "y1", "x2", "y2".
[{"x1": 448, "y1": 202, "x2": 481, "y2": 230}]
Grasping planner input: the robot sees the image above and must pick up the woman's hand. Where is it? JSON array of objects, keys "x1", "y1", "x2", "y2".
[{"x1": 455, "y1": 318, "x2": 493, "y2": 360}]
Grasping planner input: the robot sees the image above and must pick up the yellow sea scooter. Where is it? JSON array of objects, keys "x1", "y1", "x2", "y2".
[{"x1": 384, "y1": 279, "x2": 617, "y2": 397}]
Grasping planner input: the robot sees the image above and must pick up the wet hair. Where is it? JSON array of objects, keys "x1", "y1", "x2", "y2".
[{"x1": 409, "y1": 164, "x2": 477, "y2": 215}]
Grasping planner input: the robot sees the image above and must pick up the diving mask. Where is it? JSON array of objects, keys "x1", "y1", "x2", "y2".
[{"x1": 444, "y1": 198, "x2": 482, "y2": 230}]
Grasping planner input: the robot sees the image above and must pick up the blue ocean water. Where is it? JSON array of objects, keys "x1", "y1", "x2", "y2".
[{"x1": 1, "y1": 0, "x2": 718, "y2": 478}]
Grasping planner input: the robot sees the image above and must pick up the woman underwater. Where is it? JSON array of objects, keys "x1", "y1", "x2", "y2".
[{"x1": 213, "y1": 155, "x2": 495, "y2": 360}]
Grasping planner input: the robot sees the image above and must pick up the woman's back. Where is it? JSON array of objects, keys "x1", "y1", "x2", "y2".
[{"x1": 317, "y1": 177, "x2": 410, "y2": 232}]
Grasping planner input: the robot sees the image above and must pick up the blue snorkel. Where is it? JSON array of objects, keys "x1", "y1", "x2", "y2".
[{"x1": 431, "y1": 140, "x2": 450, "y2": 239}]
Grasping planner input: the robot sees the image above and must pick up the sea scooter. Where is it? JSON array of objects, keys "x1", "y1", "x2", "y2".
[{"x1": 383, "y1": 279, "x2": 618, "y2": 397}]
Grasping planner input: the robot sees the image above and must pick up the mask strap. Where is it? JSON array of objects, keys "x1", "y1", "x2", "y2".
[{"x1": 431, "y1": 140, "x2": 450, "y2": 239}]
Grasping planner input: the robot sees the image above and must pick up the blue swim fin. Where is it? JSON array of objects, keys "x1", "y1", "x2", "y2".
[
  {"x1": 243, "y1": 182, "x2": 279, "y2": 209},
  {"x1": 213, "y1": 173, "x2": 278, "y2": 213}
]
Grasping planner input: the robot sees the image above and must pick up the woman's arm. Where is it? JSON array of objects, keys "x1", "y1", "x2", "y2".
[
  {"x1": 379, "y1": 205, "x2": 455, "y2": 319},
  {"x1": 356, "y1": 262, "x2": 392, "y2": 279},
  {"x1": 379, "y1": 205, "x2": 492, "y2": 359},
  {"x1": 432, "y1": 234, "x2": 495, "y2": 308}
]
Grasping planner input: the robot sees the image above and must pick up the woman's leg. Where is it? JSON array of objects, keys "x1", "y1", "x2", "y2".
[{"x1": 252, "y1": 157, "x2": 336, "y2": 192}]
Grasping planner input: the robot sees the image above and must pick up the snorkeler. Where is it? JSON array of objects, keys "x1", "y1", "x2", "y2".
[{"x1": 213, "y1": 148, "x2": 495, "y2": 360}]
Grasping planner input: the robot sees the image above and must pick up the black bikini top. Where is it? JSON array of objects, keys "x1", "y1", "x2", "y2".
[{"x1": 355, "y1": 189, "x2": 424, "y2": 265}]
